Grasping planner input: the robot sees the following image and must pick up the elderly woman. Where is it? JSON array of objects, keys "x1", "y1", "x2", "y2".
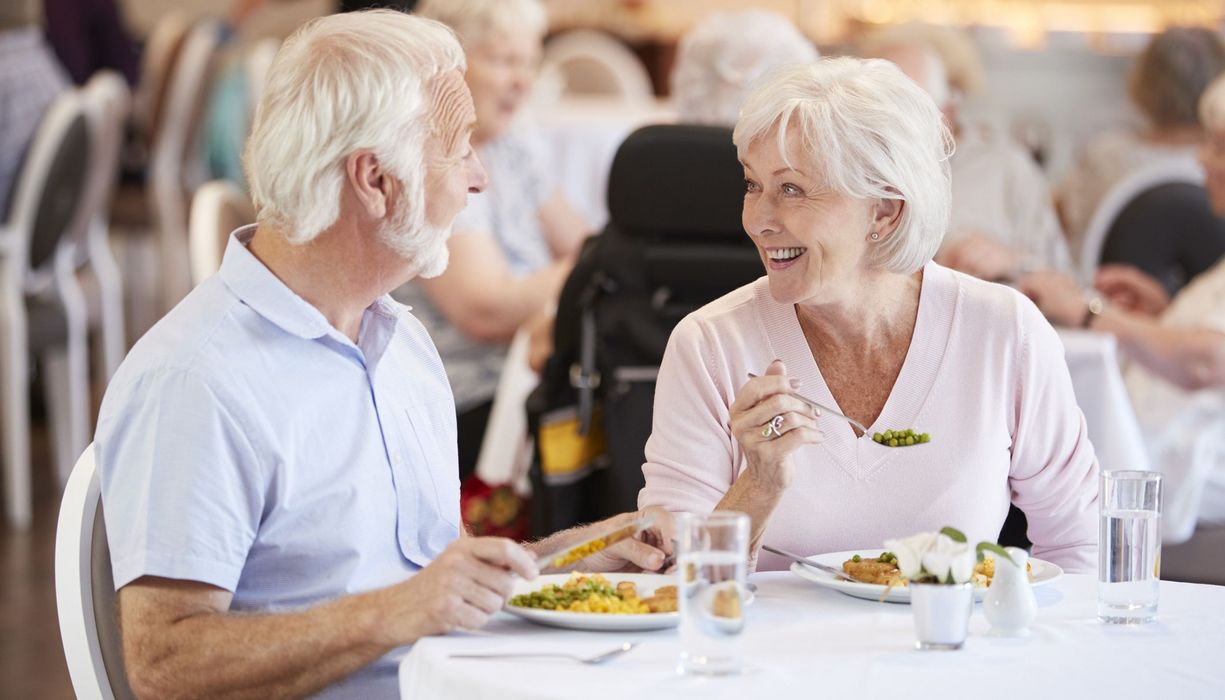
[
  {"x1": 1024, "y1": 75, "x2": 1225, "y2": 546},
  {"x1": 671, "y1": 10, "x2": 817, "y2": 127},
  {"x1": 403, "y1": 0, "x2": 589, "y2": 480},
  {"x1": 1060, "y1": 27, "x2": 1225, "y2": 265},
  {"x1": 638, "y1": 59, "x2": 1099, "y2": 573}
]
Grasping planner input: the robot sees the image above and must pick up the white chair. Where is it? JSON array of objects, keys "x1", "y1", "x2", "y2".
[
  {"x1": 79, "y1": 71, "x2": 131, "y2": 382},
  {"x1": 1076, "y1": 160, "x2": 1205, "y2": 285},
  {"x1": 189, "y1": 180, "x2": 253, "y2": 285},
  {"x1": 55, "y1": 443, "x2": 135, "y2": 700},
  {"x1": 0, "y1": 90, "x2": 95, "y2": 528},
  {"x1": 473, "y1": 326, "x2": 539, "y2": 493},
  {"x1": 147, "y1": 18, "x2": 222, "y2": 312},
  {"x1": 539, "y1": 30, "x2": 654, "y2": 103}
]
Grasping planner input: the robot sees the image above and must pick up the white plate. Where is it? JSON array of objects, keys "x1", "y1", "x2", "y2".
[
  {"x1": 788, "y1": 549, "x2": 1063, "y2": 604},
  {"x1": 505, "y1": 573, "x2": 680, "y2": 631}
]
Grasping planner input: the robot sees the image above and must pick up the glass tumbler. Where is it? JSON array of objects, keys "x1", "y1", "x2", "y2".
[
  {"x1": 676, "y1": 511, "x2": 749, "y2": 676},
  {"x1": 1098, "y1": 470, "x2": 1162, "y2": 624}
]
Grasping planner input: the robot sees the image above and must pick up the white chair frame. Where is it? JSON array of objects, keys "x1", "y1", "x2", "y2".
[
  {"x1": 1076, "y1": 160, "x2": 1205, "y2": 285},
  {"x1": 189, "y1": 180, "x2": 252, "y2": 285},
  {"x1": 56, "y1": 443, "x2": 132, "y2": 699},
  {"x1": 0, "y1": 90, "x2": 94, "y2": 528},
  {"x1": 540, "y1": 30, "x2": 654, "y2": 103}
]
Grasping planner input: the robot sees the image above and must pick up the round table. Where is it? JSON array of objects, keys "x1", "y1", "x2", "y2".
[{"x1": 398, "y1": 572, "x2": 1224, "y2": 699}]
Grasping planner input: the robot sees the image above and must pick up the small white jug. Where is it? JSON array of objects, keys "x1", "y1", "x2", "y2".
[{"x1": 983, "y1": 546, "x2": 1037, "y2": 637}]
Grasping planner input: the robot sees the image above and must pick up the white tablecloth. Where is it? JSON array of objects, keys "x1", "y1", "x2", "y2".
[
  {"x1": 532, "y1": 97, "x2": 676, "y2": 231},
  {"x1": 1057, "y1": 329, "x2": 1151, "y2": 471},
  {"x1": 399, "y1": 572, "x2": 1224, "y2": 699}
]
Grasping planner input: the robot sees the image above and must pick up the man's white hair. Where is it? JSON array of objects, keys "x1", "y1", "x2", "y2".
[
  {"x1": 415, "y1": 0, "x2": 547, "y2": 48},
  {"x1": 734, "y1": 58, "x2": 954, "y2": 275},
  {"x1": 243, "y1": 10, "x2": 465, "y2": 243},
  {"x1": 1201, "y1": 73, "x2": 1225, "y2": 133},
  {"x1": 671, "y1": 10, "x2": 818, "y2": 127}
]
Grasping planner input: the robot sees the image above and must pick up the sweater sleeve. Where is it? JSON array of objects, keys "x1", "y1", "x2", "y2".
[
  {"x1": 638, "y1": 315, "x2": 738, "y2": 515},
  {"x1": 1009, "y1": 296, "x2": 1100, "y2": 573}
]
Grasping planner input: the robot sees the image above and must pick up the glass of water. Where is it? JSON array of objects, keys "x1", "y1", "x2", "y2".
[
  {"x1": 676, "y1": 511, "x2": 749, "y2": 676},
  {"x1": 1099, "y1": 470, "x2": 1162, "y2": 624}
]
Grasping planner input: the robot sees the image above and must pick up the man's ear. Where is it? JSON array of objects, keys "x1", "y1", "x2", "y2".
[
  {"x1": 872, "y1": 197, "x2": 905, "y2": 239},
  {"x1": 345, "y1": 150, "x2": 389, "y2": 219}
]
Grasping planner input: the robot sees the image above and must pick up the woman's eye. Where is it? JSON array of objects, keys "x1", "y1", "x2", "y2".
[
  {"x1": 744, "y1": 179, "x2": 760, "y2": 193},
  {"x1": 782, "y1": 183, "x2": 802, "y2": 196}
]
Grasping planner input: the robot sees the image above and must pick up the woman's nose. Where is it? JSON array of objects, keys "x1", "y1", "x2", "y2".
[{"x1": 742, "y1": 196, "x2": 775, "y2": 237}]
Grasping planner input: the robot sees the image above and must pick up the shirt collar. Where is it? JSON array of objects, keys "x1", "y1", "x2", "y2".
[{"x1": 218, "y1": 225, "x2": 406, "y2": 343}]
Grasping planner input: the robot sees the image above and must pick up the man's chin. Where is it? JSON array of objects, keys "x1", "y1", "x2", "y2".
[{"x1": 415, "y1": 248, "x2": 451, "y2": 279}]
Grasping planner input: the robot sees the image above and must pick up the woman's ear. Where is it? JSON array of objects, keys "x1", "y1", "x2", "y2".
[
  {"x1": 345, "y1": 150, "x2": 389, "y2": 220},
  {"x1": 871, "y1": 197, "x2": 905, "y2": 239}
]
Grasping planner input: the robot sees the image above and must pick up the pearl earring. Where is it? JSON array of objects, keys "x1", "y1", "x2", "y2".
[{"x1": 870, "y1": 232, "x2": 880, "y2": 241}]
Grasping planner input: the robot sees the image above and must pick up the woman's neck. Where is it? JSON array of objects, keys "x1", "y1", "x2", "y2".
[{"x1": 794, "y1": 268, "x2": 923, "y2": 350}]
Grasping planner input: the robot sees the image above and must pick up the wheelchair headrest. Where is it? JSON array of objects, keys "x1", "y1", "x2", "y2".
[{"x1": 607, "y1": 124, "x2": 746, "y2": 240}]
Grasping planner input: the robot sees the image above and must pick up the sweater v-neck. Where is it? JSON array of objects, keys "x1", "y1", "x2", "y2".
[{"x1": 754, "y1": 262, "x2": 961, "y2": 479}]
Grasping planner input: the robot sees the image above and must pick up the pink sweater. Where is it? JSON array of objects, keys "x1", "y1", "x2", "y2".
[{"x1": 639, "y1": 263, "x2": 1099, "y2": 573}]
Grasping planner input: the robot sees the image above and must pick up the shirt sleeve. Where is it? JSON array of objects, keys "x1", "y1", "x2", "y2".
[
  {"x1": 1008, "y1": 297, "x2": 1100, "y2": 574},
  {"x1": 638, "y1": 316, "x2": 738, "y2": 515},
  {"x1": 96, "y1": 366, "x2": 267, "y2": 592}
]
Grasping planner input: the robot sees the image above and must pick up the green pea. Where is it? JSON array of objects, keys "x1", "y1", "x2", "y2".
[
  {"x1": 852, "y1": 554, "x2": 862, "y2": 562},
  {"x1": 920, "y1": 433, "x2": 930, "y2": 443},
  {"x1": 905, "y1": 436, "x2": 915, "y2": 446},
  {"x1": 888, "y1": 438, "x2": 898, "y2": 447},
  {"x1": 873, "y1": 432, "x2": 883, "y2": 443}
]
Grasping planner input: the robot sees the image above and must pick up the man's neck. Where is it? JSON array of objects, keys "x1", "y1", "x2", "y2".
[{"x1": 247, "y1": 223, "x2": 408, "y2": 342}]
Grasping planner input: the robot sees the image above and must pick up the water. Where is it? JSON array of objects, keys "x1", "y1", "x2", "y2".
[
  {"x1": 1098, "y1": 509, "x2": 1161, "y2": 623},
  {"x1": 678, "y1": 551, "x2": 746, "y2": 675}
]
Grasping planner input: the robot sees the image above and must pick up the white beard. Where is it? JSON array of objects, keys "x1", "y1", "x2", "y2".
[{"x1": 376, "y1": 202, "x2": 452, "y2": 280}]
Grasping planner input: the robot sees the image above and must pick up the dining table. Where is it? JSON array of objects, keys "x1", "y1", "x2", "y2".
[
  {"x1": 1056, "y1": 328, "x2": 1151, "y2": 472},
  {"x1": 398, "y1": 570, "x2": 1225, "y2": 699}
]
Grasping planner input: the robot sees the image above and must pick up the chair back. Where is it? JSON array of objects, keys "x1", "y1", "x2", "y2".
[
  {"x1": 133, "y1": 12, "x2": 192, "y2": 151},
  {"x1": 148, "y1": 19, "x2": 223, "y2": 308},
  {"x1": 189, "y1": 180, "x2": 253, "y2": 285},
  {"x1": 540, "y1": 30, "x2": 653, "y2": 103},
  {"x1": 1077, "y1": 160, "x2": 1204, "y2": 284},
  {"x1": 4, "y1": 90, "x2": 93, "y2": 281},
  {"x1": 79, "y1": 72, "x2": 132, "y2": 247},
  {"x1": 245, "y1": 37, "x2": 281, "y2": 121},
  {"x1": 55, "y1": 443, "x2": 136, "y2": 700}
]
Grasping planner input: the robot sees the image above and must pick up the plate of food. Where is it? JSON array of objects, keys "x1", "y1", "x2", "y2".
[
  {"x1": 506, "y1": 572, "x2": 680, "y2": 631},
  {"x1": 789, "y1": 549, "x2": 1062, "y2": 604}
]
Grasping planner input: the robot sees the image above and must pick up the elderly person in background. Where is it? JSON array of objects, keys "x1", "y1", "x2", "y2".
[
  {"x1": 1023, "y1": 74, "x2": 1225, "y2": 546},
  {"x1": 404, "y1": 0, "x2": 590, "y2": 482},
  {"x1": 0, "y1": 0, "x2": 68, "y2": 217},
  {"x1": 1060, "y1": 27, "x2": 1225, "y2": 261},
  {"x1": 862, "y1": 28, "x2": 1072, "y2": 281},
  {"x1": 96, "y1": 12, "x2": 667, "y2": 698},
  {"x1": 671, "y1": 9, "x2": 817, "y2": 127},
  {"x1": 638, "y1": 59, "x2": 1098, "y2": 573}
]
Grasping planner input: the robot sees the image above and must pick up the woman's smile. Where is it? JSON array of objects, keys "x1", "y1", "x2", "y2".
[{"x1": 764, "y1": 246, "x2": 808, "y2": 270}]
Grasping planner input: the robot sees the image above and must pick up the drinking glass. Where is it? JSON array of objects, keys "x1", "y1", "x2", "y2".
[
  {"x1": 1098, "y1": 470, "x2": 1162, "y2": 623},
  {"x1": 676, "y1": 511, "x2": 749, "y2": 676}
]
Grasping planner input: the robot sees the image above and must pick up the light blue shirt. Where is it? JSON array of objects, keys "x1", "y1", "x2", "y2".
[{"x1": 96, "y1": 226, "x2": 462, "y2": 698}]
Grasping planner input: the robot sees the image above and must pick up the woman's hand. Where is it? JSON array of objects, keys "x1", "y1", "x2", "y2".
[
  {"x1": 1020, "y1": 271, "x2": 1089, "y2": 327},
  {"x1": 1094, "y1": 264, "x2": 1169, "y2": 317},
  {"x1": 729, "y1": 360, "x2": 824, "y2": 494}
]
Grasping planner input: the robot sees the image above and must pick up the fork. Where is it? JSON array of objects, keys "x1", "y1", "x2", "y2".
[
  {"x1": 450, "y1": 642, "x2": 638, "y2": 664},
  {"x1": 746, "y1": 373, "x2": 869, "y2": 434}
]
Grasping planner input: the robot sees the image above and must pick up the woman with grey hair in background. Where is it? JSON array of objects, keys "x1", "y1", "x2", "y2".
[
  {"x1": 638, "y1": 59, "x2": 1099, "y2": 574},
  {"x1": 1059, "y1": 27, "x2": 1225, "y2": 258},
  {"x1": 670, "y1": 9, "x2": 818, "y2": 127},
  {"x1": 403, "y1": 0, "x2": 591, "y2": 483}
]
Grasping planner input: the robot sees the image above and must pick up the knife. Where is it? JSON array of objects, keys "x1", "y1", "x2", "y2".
[
  {"x1": 763, "y1": 544, "x2": 862, "y2": 583},
  {"x1": 535, "y1": 512, "x2": 658, "y2": 571}
]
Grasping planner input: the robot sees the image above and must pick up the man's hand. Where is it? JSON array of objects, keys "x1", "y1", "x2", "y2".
[
  {"x1": 1095, "y1": 264, "x2": 1169, "y2": 317},
  {"x1": 371, "y1": 537, "x2": 538, "y2": 644},
  {"x1": 937, "y1": 234, "x2": 1020, "y2": 282},
  {"x1": 579, "y1": 507, "x2": 676, "y2": 573}
]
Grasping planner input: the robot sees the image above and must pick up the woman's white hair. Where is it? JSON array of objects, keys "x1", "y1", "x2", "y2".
[
  {"x1": 243, "y1": 10, "x2": 465, "y2": 243},
  {"x1": 671, "y1": 10, "x2": 818, "y2": 127},
  {"x1": 734, "y1": 58, "x2": 953, "y2": 274},
  {"x1": 1201, "y1": 73, "x2": 1225, "y2": 133},
  {"x1": 415, "y1": 0, "x2": 547, "y2": 48}
]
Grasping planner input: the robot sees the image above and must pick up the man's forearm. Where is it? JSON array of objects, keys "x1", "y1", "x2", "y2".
[
  {"x1": 125, "y1": 588, "x2": 401, "y2": 700},
  {"x1": 1094, "y1": 309, "x2": 1225, "y2": 390}
]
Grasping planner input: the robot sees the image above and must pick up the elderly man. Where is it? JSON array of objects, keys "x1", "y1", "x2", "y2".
[
  {"x1": 863, "y1": 33, "x2": 1073, "y2": 281},
  {"x1": 96, "y1": 11, "x2": 667, "y2": 699}
]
